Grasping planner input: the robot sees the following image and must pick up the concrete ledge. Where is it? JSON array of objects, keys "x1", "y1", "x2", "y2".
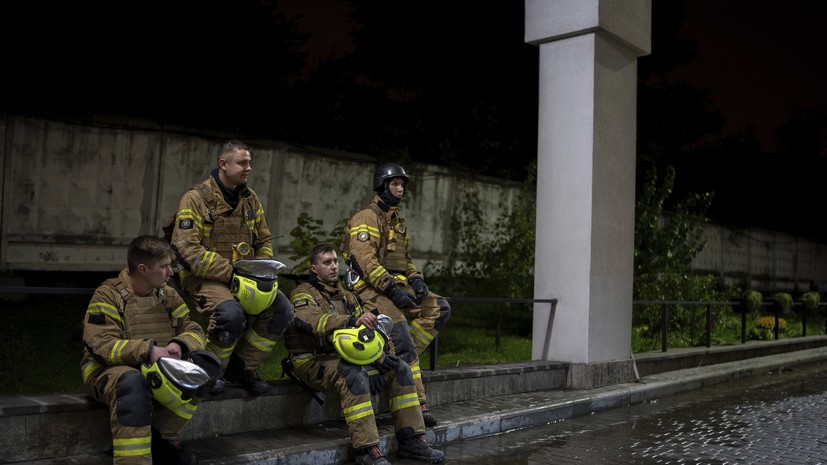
[
  {"x1": 632, "y1": 335, "x2": 827, "y2": 377},
  {"x1": 0, "y1": 361, "x2": 568, "y2": 463}
]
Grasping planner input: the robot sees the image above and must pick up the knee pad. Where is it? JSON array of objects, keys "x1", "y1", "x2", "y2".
[
  {"x1": 337, "y1": 361, "x2": 370, "y2": 396},
  {"x1": 115, "y1": 370, "x2": 152, "y2": 427},
  {"x1": 214, "y1": 300, "x2": 246, "y2": 345},
  {"x1": 266, "y1": 291, "x2": 295, "y2": 337},
  {"x1": 390, "y1": 321, "x2": 417, "y2": 364},
  {"x1": 393, "y1": 359, "x2": 415, "y2": 386},
  {"x1": 435, "y1": 297, "x2": 451, "y2": 331}
]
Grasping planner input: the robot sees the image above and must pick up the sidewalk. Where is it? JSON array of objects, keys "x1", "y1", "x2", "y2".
[{"x1": 19, "y1": 345, "x2": 827, "y2": 465}]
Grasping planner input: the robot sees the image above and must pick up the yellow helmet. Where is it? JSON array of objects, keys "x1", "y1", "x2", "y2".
[
  {"x1": 332, "y1": 325, "x2": 386, "y2": 365},
  {"x1": 141, "y1": 357, "x2": 210, "y2": 417},
  {"x1": 231, "y1": 259, "x2": 286, "y2": 315}
]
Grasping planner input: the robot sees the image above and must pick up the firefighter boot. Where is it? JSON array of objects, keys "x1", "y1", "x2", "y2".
[
  {"x1": 152, "y1": 429, "x2": 197, "y2": 465},
  {"x1": 397, "y1": 434, "x2": 445, "y2": 463},
  {"x1": 421, "y1": 401, "x2": 437, "y2": 427},
  {"x1": 354, "y1": 445, "x2": 391, "y2": 465},
  {"x1": 224, "y1": 354, "x2": 271, "y2": 395}
]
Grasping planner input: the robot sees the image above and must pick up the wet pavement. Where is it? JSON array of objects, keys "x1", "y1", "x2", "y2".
[{"x1": 436, "y1": 363, "x2": 827, "y2": 464}]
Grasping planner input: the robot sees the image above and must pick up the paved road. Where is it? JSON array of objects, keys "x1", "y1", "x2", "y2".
[{"x1": 428, "y1": 363, "x2": 827, "y2": 465}]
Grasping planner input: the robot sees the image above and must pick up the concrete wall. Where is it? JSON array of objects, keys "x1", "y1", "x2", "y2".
[
  {"x1": 0, "y1": 114, "x2": 517, "y2": 273},
  {"x1": 691, "y1": 222, "x2": 827, "y2": 293},
  {"x1": 1, "y1": 113, "x2": 825, "y2": 293}
]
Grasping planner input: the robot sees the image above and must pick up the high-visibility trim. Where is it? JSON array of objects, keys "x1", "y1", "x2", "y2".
[
  {"x1": 257, "y1": 245, "x2": 273, "y2": 258},
  {"x1": 112, "y1": 436, "x2": 151, "y2": 457},
  {"x1": 389, "y1": 392, "x2": 420, "y2": 412},
  {"x1": 368, "y1": 266, "x2": 389, "y2": 285},
  {"x1": 176, "y1": 209, "x2": 204, "y2": 230},
  {"x1": 410, "y1": 321, "x2": 434, "y2": 346},
  {"x1": 87, "y1": 302, "x2": 123, "y2": 325},
  {"x1": 179, "y1": 331, "x2": 205, "y2": 348},
  {"x1": 316, "y1": 314, "x2": 331, "y2": 334},
  {"x1": 243, "y1": 327, "x2": 277, "y2": 352},
  {"x1": 206, "y1": 341, "x2": 235, "y2": 361},
  {"x1": 393, "y1": 274, "x2": 408, "y2": 285},
  {"x1": 194, "y1": 251, "x2": 217, "y2": 277},
  {"x1": 350, "y1": 224, "x2": 380, "y2": 238},
  {"x1": 343, "y1": 401, "x2": 375, "y2": 423},
  {"x1": 168, "y1": 400, "x2": 199, "y2": 419},
  {"x1": 171, "y1": 303, "x2": 190, "y2": 319},
  {"x1": 109, "y1": 339, "x2": 128, "y2": 364},
  {"x1": 292, "y1": 292, "x2": 315, "y2": 305},
  {"x1": 410, "y1": 362, "x2": 422, "y2": 380},
  {"x1": 81, "y1": 360, "x2": 102, "y2": 383},
  {"x1": 365, "y1": 368, "x2": 380, "y2": 377}
]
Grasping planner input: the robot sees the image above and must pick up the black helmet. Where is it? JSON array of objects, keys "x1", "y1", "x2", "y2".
[{"x1": 373, "y1": 163, "x2": 409, "y2": 192}]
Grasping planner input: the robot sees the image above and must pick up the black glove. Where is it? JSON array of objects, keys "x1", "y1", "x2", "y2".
[
  {"x1": 409, "y1": 278, "x2": 429, "y2": 305},
  {"x1": 385, "y1": 283, "x2": 416, "y2": 309},
  {"x1": 365, "y1": 367, "x2": 386, "y2": 395},
  {"x1": 374, "y1": 353, "x2": 401, "y2": 374}
]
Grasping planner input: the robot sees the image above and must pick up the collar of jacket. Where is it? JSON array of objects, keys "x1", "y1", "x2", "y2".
[
  {"x1": 373, "y1": 195, "x2": 401, "y2": 215},
  {"x1": 308, "y1": 273, "x2": 341, "y2": 297}
]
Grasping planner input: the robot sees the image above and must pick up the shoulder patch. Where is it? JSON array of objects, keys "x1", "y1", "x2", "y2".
[
  {"x1": 293, "y1": 299, "x2": 309, "y2": 308},
  {"x1": 246, "y1": 210, "x2": 255, "y2": 220},
  {"x1": 179, "y1": 219, "x2": 193, "y2": 229},
  {"x1": 357, "y1": 231, "x2": 370, "y2": 242}
]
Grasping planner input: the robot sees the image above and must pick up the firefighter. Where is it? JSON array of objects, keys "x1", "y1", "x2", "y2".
[
  {"x1": 169, "y1": 140, "x2": 294, "y2": 395},
  {"x1": 342, "y1": 163, "x2": 451, "y2": 426},
  {"x1": 283, "y1": 243, "x2": 445, "y2": 464},
  {"x1": 80, "y1": 236, "x2": 212, "y2": 465}
]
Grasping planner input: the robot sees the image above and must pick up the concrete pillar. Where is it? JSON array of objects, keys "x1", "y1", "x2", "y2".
[{"x1": 525, "y1": 0, "x2": 651, "y2": 388}]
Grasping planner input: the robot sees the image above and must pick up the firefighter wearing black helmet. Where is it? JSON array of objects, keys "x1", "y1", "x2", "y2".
[{"x1": 341, "y1": 163, "x2": 452, "y2": 427}]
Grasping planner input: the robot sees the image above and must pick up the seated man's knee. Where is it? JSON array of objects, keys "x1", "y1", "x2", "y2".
[
  {"x1": 390, "y1": 321, "x2": 417, "y2": 363},
  {"x1": 266, "y1": 291, "x2": 295, "y2": 337},
  {"x1": 435, "y1": 297, "x2": 451, "y2": 331},
  {"x1": 115, "y1": 369, "x2": 152, "y2": 427},
  {"x1": 214, "y1": 300, "x2": 246, "y2": 345},
  {"x1": 337, "y1": 362, "x2": 370, "y2": 396}
]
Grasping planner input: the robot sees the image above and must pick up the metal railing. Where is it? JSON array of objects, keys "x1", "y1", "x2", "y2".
[
  {"x1": 633, "y1": 300, "x2": 827, "y2": 352},
  {"x1": 433, "y1": 296, "x2": 558, "y2": 370},
  {"x1": 0, "y1": 286, "x2": 558, "y2": 371}
]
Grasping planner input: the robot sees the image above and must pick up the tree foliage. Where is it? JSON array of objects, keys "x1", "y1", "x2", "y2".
[{"x1": 287, "y1": 212, "x2": 346, "y2": 275}]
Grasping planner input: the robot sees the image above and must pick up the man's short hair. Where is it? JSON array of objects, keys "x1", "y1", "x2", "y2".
[
  {"x1": 127, "y1": 235, "x2": 173, "y2": 273},
  {"x1": 309, "y1": 243, "x2": 337, "y2": 265},
  {"x1": 216, "y1": 140, "x2": 250, "y2": 162}
]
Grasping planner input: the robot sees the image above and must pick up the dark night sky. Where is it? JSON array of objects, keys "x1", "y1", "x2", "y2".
[
  {"x1": 1, "y1": 0, "x2": 825, "y2": 238},
  {"x1": 275, "y1": 0, "x2": 827, "y2": 152},
  {"x1": 666, "y1": 0, "x2": 827, "y2": 150}
]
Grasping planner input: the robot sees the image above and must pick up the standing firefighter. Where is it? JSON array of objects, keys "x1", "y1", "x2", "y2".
[
  {"x1": 81, "y1": 235, "x2": 217, "y2": 465},
  {"x1": 283, "y1": 243, "x2": 445, "y2": 464},
  {"x1": 169, "y1": 140, "x2": 294, "y2": 395},
  {"x1": 342, "y1": 163, "x2": 451, "y2": 426}
]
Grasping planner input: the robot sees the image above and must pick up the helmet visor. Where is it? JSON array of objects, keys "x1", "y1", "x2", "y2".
[
  {"x1": 233, "y1": 259, "x2": 287, "y2": 280},
  {"x1": 157, "y1": 357, "x2": 211, "y2": 391}
]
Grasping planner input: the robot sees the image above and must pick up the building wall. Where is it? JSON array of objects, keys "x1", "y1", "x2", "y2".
[{"x1": 0, "y1": 114, "x2": 516, "y2": 273}]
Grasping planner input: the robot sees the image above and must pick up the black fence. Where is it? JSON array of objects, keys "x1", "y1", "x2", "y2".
[{"x1": 633, "y1": 300, "x2": 827, "y2": 352}]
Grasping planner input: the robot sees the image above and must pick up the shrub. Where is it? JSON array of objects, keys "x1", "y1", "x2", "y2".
[
  {"x1": 772, "y1": 292, "x2": 793, "y2": 314},
  {"x1": 740, "y1": 289, "x2": 763, "y2": 313},
  {"x1": 802, "y1": 291, "x2": 821, "y2": 311}
]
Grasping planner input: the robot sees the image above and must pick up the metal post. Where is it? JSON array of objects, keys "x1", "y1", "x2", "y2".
[
  {"x1": 542, "y1": 300, "x2": 558, "y2": 360},
  {"x1": 705, "y1": 304, "x2": 712, "y2": 348},
  {"x1": 802, "y1": 305, "x2": 808, "y2": 337},
  {"x1": 774, "y1": 309, "x2": 780, "y2": 340},
  {"x1": 741, "y1": 311, "x2": 747, "y2": 344},
  {"x1": 429, "y1": 336, "x2": 438, "y2": 371},
  {"x1": 661, "y1": 304, "x2": 668, "y2": 352}
]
